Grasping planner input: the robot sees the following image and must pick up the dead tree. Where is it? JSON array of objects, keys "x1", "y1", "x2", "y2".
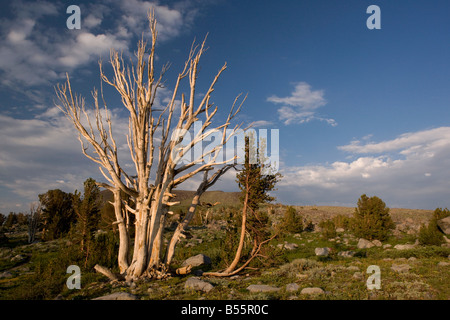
[
  {"x1": 27, "y1": 203, "x2": 41, "y2": 244},
  {"x1": 55, "y1": 11, "x2": 245, "y2": 280}
]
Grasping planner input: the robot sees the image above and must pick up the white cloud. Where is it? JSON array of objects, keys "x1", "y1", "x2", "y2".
[
  {"x1": 275, "y1": 127, "x2": 450, "y2": 209},
  {"x1": 267, "y1": 82, "x2": 336, "y2": 126},
  {"x1": 250, "y1": 120, "x2": 274, "y2": 128},
  {"x1": 0, "y1": 107, "x2": 133, "y2": 213},
  {"x1": 339, "y1": 127, "x2": 450, "y2": 155},
  {"x1": 0, "y1": 0, "x2": 200, "y2": 90}
]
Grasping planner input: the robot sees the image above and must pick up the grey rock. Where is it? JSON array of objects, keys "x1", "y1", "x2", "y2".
[
  {"x1": 391, "y1": 264, "x2": 411, "y2": 273},
  {"x1": 394, "y1": 244, "x2": 416, "y2": 250},
  {"x1": 336, "y1": 228, "x2": 345, "y2": 233},
  {"x1": 283, "y1": 243, "x2": 298, "y2": 250},
  {"x1": 93, "y1": 292, "x2": 139, "y2": 300},
  {"x1": 278, "y1": 242, "x2": 298, "y2": 250},
  {"x1": 315, "y1": 247, "x2": 330, "y2": 257},
  {"x1": 285, "y1": 283, "x2": 300, "y2": 292},
  {"x1": 437, "y1": 261, "x2": 450, "y2": 267},
  {"x1": 437, "y1": 216, "x2": 450, "y2": 235},
  {"x1": 300, "y1": 287, "x2": 324, "y2": 295},
  {"x1": 372, "y1": 240, "x2": 382, "y2": 247},
  {"x1": 347, "y1": 265, "x2": 360, "y2": 271},
  {"x1": 185, "y1": 277, "x2": 214, "y2": 293},
  {"x1": 181, "y1": 254, "x2": 212, "y2": 268},
  {"x1": 338, "y1": 251, "x2": 355, "y2": 258},
  {"x1": 246, "y1": 284, "x2": 280, "y2": 293},
  {"x1": 357, "y1": 238, "x2": 375, "y2": 249},
  {"x1": 383, "y1": 244, "x2": 392, "y2": 249}
]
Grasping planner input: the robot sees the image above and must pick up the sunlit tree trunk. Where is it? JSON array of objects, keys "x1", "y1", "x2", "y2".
[{"x1": 56, "y1": 11, "x2": 245, "y2": 280}]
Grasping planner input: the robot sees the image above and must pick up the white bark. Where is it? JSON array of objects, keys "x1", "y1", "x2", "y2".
[{"x1": 56, "y1": 11, "x2": 244, "y2": 279}]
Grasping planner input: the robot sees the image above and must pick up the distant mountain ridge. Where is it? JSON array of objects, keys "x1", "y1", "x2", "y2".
[{"x1": 99, "y1": 189, "x2": 241, "y2": 207}]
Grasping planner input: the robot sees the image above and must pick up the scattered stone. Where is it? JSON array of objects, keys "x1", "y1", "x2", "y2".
[
  {"x1": 315, "y1": 247, "x2": 330, "y2": 257},
  {"x1": 352, "y1": 272, "x2": 364, "y2": 280},
  {"x1": 383, "y1": 244, "x2": 392, "y2": 249},
  {"x1": 408, "y1": 257, "x2": 417, "y2": 262},
  {"x1": 185, "y1": 277, "x2": 214, "y2": 293},
  {"x1": 357, "y1": 238, "x2": 375, "y2": 249},
  {"x1": 391, "y1": 264, "x2": 411, "y2": 273},
  {"x1": 394, "y1": 244, "x2": 416, "y2": 250},
  {"x1": 300, "y1": 287, "x2": 324, "y2": 295},
  {"x1": 181, "y1": 254, "x2": 212, "y2": 268},
  {"x1": 347, "y1": 265, "x2": 360, "y2": 271},
  {"x1": 437, "y1": 216, "x2": 450, "y2": 235},
  {"x1": 437, "y1": 261, "x2": 450, "y2": 267},
  {"x1": 246, "y1": 284, "x2": 280, "y2": 293},
  {"x1": 93, "y1": 292, "x2": 139, "y2": 300},
  {"x1": 372, "y1": 240, "x2": 382, "y2": 247},
  {"x1": 285, "y1": 283, "x2": 300, "y2": 292},
  {"x1": 338, "y1": 251, "x2": 355, "y2": 258},
  {"x1": 0, "y1": 271, "x2": 13, "y2": 279},
  {"x1": 336, "y1": 228, "x2": 345, "y2": 233},
  {"x1": 278, "y1": 242, "x2": 298, "y2": 250},
  {"x1": 296, "y1": 274, "x2": 308, "y2": 280}
]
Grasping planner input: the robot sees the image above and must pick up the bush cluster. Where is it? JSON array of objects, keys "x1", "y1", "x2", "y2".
[
  {"x1": 278, "y1": 206, "x2": 303, "y2": 234},
  {"x1": 350, "y1": 194, "x2": 395, "y2": 241},
  {"x1": 418, "y1": 207, "x2": 449, "y2": 246}
]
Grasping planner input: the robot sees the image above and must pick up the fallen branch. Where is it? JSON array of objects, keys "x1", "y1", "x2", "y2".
[
  {"x1": 94, "y1": 264, "x2": 125, "y2": 281},
  {"x1": 203, "y1": 232, "x2": 278, "y2": 277}
]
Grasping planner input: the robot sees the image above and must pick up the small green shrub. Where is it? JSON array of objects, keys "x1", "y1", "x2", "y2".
[
  {"x1": 433, "y1": 207, "x2": 450, "y2": 220},
  {"x1": 278, "y1": 206, "x2": 303, "y2": 234},
  {"x1": 318, "y1": 219, "x2": 337, "y2": 240},
  {"x1": 332, "y1": 214, "x2": 352, "y2": 230},
  {"x1": 418, "y1": 209, "x2": 446, "y2": 246}
]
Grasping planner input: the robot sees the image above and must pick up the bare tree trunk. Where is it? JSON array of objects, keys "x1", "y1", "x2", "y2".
[
  {"x1": 27, "y1": 203, "x2": 40, "y2": 244},
  {"x1": 164, "y1": 193, "x2": 201, "y2": 266},
  {"x1": 222, "y1": 173, "x2": 249, "y2": 274},
  {"x1": 56, "y1": 11, "x2": 244, "y2": 280},
  {"x1": 112, "y1": 188, "x2": 130, "y2": 274}
]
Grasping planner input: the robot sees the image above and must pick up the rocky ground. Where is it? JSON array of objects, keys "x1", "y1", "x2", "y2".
[{"x1": 1, "y1": 205, "x2": 450, "y2": 300}]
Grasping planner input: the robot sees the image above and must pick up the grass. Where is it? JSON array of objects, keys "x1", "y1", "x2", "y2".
[{"x1": 0, "y1": 205, "x2": 448, "y2": 300}]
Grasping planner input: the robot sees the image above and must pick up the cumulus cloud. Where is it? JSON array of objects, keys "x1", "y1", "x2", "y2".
[
  {"x1": 275, "y1": 127, "x2": 450, "y2": 209},
  {"x1": 250, "y1": 120, "x2": 274, "y2": 128},
  {"x1": 267, "y1": 82, "x2": 336, "y2": 126},
  {"x1": 0, "y1": 103, "x2": 137, "y2": 212},
  {"x1": 0, "y1": 0, "x2": 199, "y2": 90}
]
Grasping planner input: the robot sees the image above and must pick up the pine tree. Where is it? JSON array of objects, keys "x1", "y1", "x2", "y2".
[
  {"x1": 352, "y1": 194, "x2": 395, "y2": 241},
  {"x1": 39, "y1": 189, "x2": 75, "y2": 241},
  {"x1": 236, "y1": 135, "x2": 281, "y2": 243},
  {"x1": 72, "y1": 178, "x2": 101, "y2": 267}
]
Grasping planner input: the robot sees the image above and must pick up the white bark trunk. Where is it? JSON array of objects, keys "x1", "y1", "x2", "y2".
[{"x1": 112, "y1": 189, "x2": 130, "y2": 274}]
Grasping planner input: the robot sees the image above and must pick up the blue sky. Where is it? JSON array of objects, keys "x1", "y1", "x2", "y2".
[{"x1": 0, "y1": 0, "x2": 449, "y2": 213}]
